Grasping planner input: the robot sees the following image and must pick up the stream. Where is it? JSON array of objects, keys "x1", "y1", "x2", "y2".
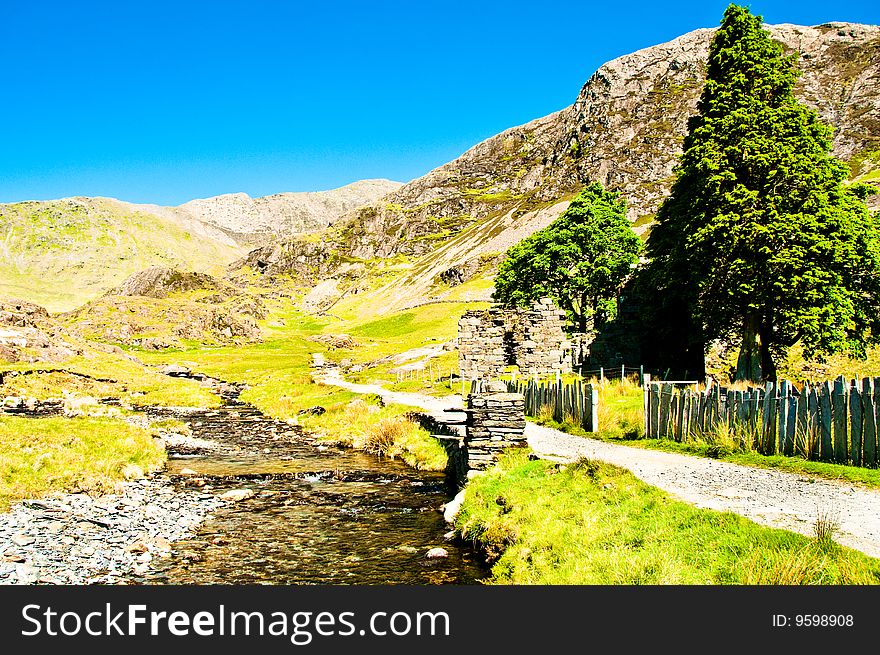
[{"x1": 140, "y1": 382, "x2": 487, "y2": 585}]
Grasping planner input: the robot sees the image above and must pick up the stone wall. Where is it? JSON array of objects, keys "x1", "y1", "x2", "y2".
[
  {"x1": 458, "y1": 298, "x2": 573, "y2": 381},
  {"x1": 464, "y1": 381, "x2": 527, "y2": 470}
]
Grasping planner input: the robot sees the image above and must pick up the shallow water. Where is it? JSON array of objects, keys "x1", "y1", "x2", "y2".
[{"x1": 144, "y1": 391, "x2": 486, "y2": 585}]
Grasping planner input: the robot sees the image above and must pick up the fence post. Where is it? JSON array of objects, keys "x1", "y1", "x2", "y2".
[
  {"x1": 761, "y1": 381, "x2": 776, "y2": 454},
  {"x1": 850, "y1": 380, "x2": 863, "y2": 466},
  {"x1": 777, "y1": 380, "x2": 791, "y2": 454},
  {"x1": 659, "y1": 383, "x2": 674, "y2": 439},
  {"x1": 643, "y1": 374, "x2": 652, "y2": 437},
  {"x1": 674, "y1": 390, "x2": 684, "y2": 442},
  {"x1": 833, "y1": 375, "x2": 848, "y2": 464},
  {"x1": 819, "y1": 381, "x2": 833, "y2": 461},
  {"x1": 688, "y1": 390, "x2": 699, "y2": 440},
  {"x1": 785, "y1": 392, "x2": 797, "y2": 456},
  {"x1": 650, "y1": 383, "x2": 661, "y2": 439},
  {"x1": 588, "y1": 383, "x2": 599, "y2": 432},
  {"x1": 864, "y1": 378, "x2": 877, "y2": 467},
  {"x1": 554, "y1": 378, "x2": 563, "y2": 423}
]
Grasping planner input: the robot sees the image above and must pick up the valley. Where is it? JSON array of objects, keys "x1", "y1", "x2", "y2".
[{"x1": 3, "y1": 13, "x2": 880, "y2": 586}]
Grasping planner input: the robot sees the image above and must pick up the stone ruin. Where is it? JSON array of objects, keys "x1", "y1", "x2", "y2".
[
  {"x1": 458, "y1": 298, "x2": 574, "y2": 381},
  {"x1": 464, "y1": 381, "x2": 527, "y2": 470},
  {"x1": 431, "y1": 380, "x2": 528, "y2": 487}
]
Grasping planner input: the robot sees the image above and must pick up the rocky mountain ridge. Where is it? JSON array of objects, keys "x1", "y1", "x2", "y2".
[
  {"x1": 240, "y1": 21, "x2": 880, "y2": 315},
  {"x1": 0, "y1": 180, "x2": 399, "y2": 311},
  {"x1": 177, "y1": 178, "x2": 403, "y2": 246}
]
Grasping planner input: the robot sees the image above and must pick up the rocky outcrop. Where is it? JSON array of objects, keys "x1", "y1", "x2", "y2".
[
  {"x1": 360, "y1": 22, "x2": 880, "y2": 237},
  {"x1": 0, "y1": 299, "x2": 129, "y2": 364},
  {"x1": 178, "y1": 179, "x2": 403, "y2": 246},
  {"x1": 110, "y1": 266, "x2": 229, "y2": 299},
  {"x1": 64, "y1": 267, "x2": 266, "y2": 349},
  {"x1": 0, "y1": 300, "x2": 81, "y2": 363}
]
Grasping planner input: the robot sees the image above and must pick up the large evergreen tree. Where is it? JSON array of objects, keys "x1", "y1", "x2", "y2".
[
  {"x1": 645, "y1": 4, "x2": 880, "y2": 381},
  {"x1": 493, "y1": 182, "x2": 641, "y2": 331}
]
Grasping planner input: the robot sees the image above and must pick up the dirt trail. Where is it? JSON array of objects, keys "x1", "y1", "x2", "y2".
[{"x1": 319, "y1": 369, "x2": 880, "y2": 558}]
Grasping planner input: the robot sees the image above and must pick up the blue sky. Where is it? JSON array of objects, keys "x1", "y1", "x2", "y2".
[{"x1": 2, "y1": 1, "x2": 878, "y2": 205}]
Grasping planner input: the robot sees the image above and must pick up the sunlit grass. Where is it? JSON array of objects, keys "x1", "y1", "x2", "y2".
[
  {"x1": 457, "y1": 450, "x2": 880, "y2": 584},
  {"x1": 309, "y1": 398, "x2": 447, "y2": 471},
  {"x1": 0, "y1": 356, "x2": 220, "y2": 408},
  {"x1": 0, "y1": 415, "x2": 166, "y2": 511}
]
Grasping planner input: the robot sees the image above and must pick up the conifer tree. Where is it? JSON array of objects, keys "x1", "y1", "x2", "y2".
[{"x1": 645, "y1": 4, "x2": 880, "y2": 381}]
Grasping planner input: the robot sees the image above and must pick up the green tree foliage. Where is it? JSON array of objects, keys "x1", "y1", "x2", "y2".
[
  {"x1": 644, "y1": 4, "x2": 880, "y2": 381},
  {"x1": 493, "y1": 182, "x2": 641, "y2": 331}
]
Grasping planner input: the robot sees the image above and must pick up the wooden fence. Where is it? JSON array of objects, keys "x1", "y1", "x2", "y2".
[
  {"x1": 645, "y1": 375, "x2": 880, "y2": 467},
  {"x1": 580, "y1": 365, "x2": 644, "y2": 383},
  {"x1": 503, "y1": 379, "x2": 599, "y2": 432}
]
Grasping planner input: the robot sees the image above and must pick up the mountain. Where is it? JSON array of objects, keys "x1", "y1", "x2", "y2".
[
  {"x1": 0, "y1": 179, "x2": 400, "y2": 312},
  {"x1": 0, "y1": 197, "x2": 244, "y2": 312},
  {"x1": 177, "y1": 179, "x2": 403, "y2": 246},
  {"x1": 240, "y1": 21, "x2": 880, "y2": 315}
]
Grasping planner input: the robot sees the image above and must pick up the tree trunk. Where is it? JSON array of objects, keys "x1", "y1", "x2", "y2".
[
  {"x1": 735, "y1": 314, "x2": 762, "y2": 382},
  {"x1": 570, "y1": 293, "x2": 586, "y2": 333},
  {"x1": 759, "y1": 319, "x2": 776, "y2": 381}
]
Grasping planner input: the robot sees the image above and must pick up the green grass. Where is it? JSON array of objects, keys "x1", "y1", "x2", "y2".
[
  {"x1": 0, "y1": 415, "x2": 166, "y2": 511},
  {"x1": 457, "y1": 450, "x2": 880, "y2": 584},
  {"x1": 0, "y1": 357, "x2": 220, "y2": 409},
  {"x1": 460, "y1": 188, "x2": 521, "y2": 204},
  {"x1": 343, "y1": 302, "x2": 470, "y2": 356},
  {"x1": 632, "y1": 213, "x2": 656, "y2": 228}
]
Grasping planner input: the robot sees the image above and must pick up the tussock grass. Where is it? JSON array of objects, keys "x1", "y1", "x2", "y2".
[
  {"x1": 311, "y1": 399, "x2": 447, "y2": 471},
  {"x1": 0, "y1": 415, "x2": 166, "y2": 511},
  {"x1": 456, "y1": 451, "x2": 880, "y2": 584}
]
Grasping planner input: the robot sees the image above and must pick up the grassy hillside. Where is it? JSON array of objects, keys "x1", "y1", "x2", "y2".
[{"x1": 0, "y1": 197, "x2": 243, "y2": 311}]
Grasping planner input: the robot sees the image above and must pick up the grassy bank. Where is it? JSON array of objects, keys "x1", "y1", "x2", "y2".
[
  {"x1": 532, "y1": 378, "x2": 880, "y2": 489},
  {"x1": 0, "y1": 357, "x2": 220, "y2": 409},
  {"x1": 305, "y1": 397, "x2": 447, "y2": 470},
  {"x1": 456, "y1": 451, "x2": 880, "y2": 584},
  {"x1": 0, "y1": 415, "x2": 166, "y2": 511}
]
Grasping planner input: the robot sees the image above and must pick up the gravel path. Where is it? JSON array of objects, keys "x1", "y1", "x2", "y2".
[{"x1": 320, "y1": 370, "x2": 880, "y2": 559}]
